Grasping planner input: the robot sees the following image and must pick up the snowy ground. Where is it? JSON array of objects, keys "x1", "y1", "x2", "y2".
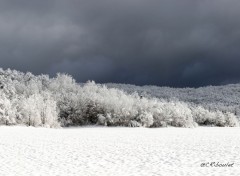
[{"x1": 0, "y1": 126, "x2": 240, "y2": 176}]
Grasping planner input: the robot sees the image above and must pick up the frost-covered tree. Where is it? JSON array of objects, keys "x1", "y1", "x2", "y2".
[
  {"x1": 0, "y1": 92, "x2": 16, "y2": 125},
  {"x1": 0, "y1": 68, "x2": 239, "y2": 128},
  {"x1": 19, "y1": 93, "x2": 59, "y2": 127}
]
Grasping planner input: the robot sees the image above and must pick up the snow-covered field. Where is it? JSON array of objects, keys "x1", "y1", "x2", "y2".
[{"x1": 0, "y1": 127, "x2": 239, "y2": 176}]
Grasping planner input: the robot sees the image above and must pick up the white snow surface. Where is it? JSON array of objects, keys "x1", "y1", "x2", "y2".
[{"x1": 0, "y1": 126, "x2": 240, "y2": 176}]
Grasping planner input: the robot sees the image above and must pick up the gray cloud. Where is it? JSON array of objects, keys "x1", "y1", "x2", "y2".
[{"x1": 0, "y1": 0, "x2": 240, "y2": 87}]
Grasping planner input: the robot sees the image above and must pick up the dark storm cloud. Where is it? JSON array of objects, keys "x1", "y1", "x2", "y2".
[{"x1": 1, "y1": 0, "x2": 240, "y2": 87}]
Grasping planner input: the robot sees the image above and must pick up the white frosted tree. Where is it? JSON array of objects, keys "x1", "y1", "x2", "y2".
[
  {"x1": 20, "y1": 93, "x2": 59, "y2": 127},
  {"x1": 0, "y1": 92, "x2": 16, "y2": 125},
  {"x1": 0, "y1": 68, "x2": 239, "y2": 128}
]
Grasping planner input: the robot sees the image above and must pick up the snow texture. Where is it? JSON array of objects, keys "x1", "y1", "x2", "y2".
[{"x1": 0, "y1": 126, "x2": 239, "y2": 176}]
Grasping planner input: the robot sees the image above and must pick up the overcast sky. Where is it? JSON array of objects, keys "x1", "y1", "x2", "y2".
[{"x1": 1, "y1": 0, "x2": 240, "y2": 87}]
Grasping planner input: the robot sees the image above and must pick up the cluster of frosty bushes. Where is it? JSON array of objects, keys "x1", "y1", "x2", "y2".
[
  {"x1": 0, "y1": 68, "x2": 239, "y2": 128},
  {"x1": 107, "y1": 83, "x2": 240, "y2": 119}
]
